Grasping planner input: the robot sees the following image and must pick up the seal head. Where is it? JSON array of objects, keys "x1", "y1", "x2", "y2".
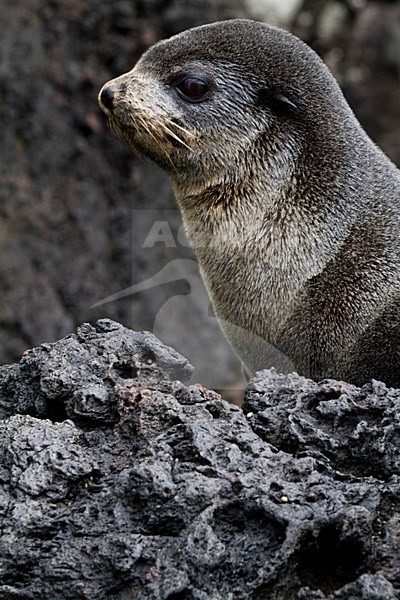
[{"x1": 99, "y1": 19, "x2": 400, "y2": 387}]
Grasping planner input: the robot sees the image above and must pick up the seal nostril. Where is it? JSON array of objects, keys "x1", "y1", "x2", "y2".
[{"x1": 101, "y1": 86, "x2": 115, "y2": 111}]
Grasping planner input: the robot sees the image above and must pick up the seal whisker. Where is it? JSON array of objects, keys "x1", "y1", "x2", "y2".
[
  {"x1": 164, "y1": 118, "x2": 197, "y2": 139},
  {"x1": 164, "y1": 117, "x2": 215, "y2": 155},
  {"x1": 163, "y1": 119, "x2": 216, "y2": 169},
  {"x1": 160, "y1": 123, "x2": 194, "y2": 152},
  {"x1": 108, "y1": 118, "x2": 124, "y2": 141},
  {"x1": 137, "y1": 115, "x2": 177, "y2": 172}
]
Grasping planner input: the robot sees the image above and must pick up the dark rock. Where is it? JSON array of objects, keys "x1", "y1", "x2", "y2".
[
  {"x1": 243, "y1": 370, "x2": 400, "y2": 480},
  {"x1": 1, "y1": 321, "x2": 400, "y2": 599},
  {"x1": 0, "y1": 319, "x2": 194, "y2": 424}
]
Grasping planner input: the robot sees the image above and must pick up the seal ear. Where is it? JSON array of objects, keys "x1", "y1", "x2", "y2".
[
  {"x1": 257, "y1": 87, "x2": 298, "y2": 113},
  {"x1": 273, "y1": 93, "x2": 298, "y2": 110}
]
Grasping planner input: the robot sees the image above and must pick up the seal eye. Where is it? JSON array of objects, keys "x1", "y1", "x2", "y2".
[{"x1": 175, "y1": 77, "x2": 209, "y2": 102}]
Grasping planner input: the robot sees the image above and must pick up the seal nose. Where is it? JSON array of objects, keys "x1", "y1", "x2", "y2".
[{"x1": 100, "y1": 85, "x2": 115, "y2": 111}]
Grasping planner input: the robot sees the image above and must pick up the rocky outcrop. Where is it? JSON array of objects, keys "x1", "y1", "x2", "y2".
[{"x1": 1, "y1": 320, "x2": 399, "y2": 599}]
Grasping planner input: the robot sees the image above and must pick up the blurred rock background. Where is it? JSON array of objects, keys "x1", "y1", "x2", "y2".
[{"x1": 1, "y1": 0, "x2": 399, "y2": 389}]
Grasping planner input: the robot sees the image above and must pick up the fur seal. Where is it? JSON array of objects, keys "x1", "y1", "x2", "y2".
[{"x1": 98, "y1": 19, "x2": 400, "y2": 387}]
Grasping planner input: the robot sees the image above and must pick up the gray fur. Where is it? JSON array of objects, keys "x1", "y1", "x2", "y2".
[{"x1": 99, "y1": 19, "x2": 400, "y2": 387}]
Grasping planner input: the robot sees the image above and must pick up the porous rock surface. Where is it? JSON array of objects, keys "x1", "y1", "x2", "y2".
[{"x1": 1, "y1": 320, "x2": 400, "y2": 599}]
